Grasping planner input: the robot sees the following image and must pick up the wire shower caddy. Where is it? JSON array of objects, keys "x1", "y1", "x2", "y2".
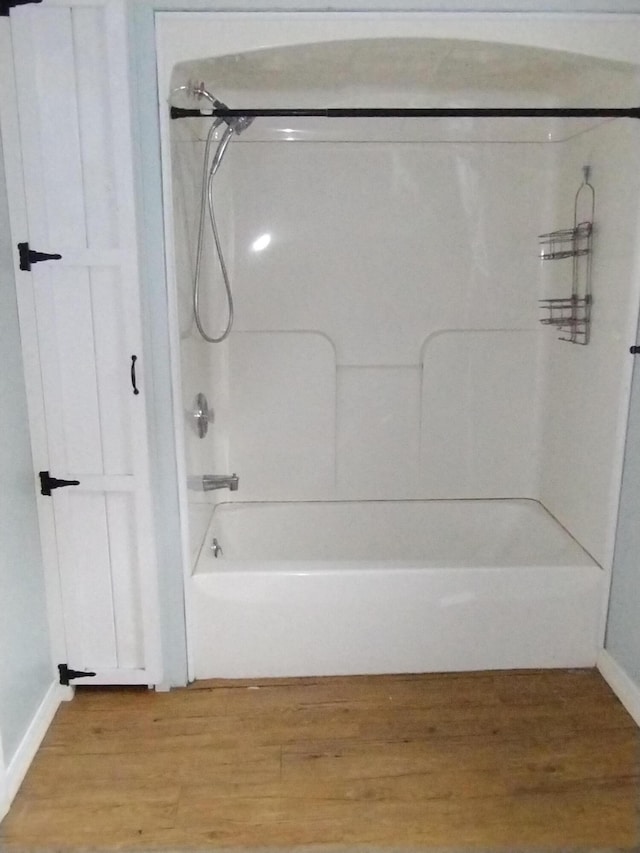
[{"x1": 538, "y1": 166, "x2": 595, "y2": 345}]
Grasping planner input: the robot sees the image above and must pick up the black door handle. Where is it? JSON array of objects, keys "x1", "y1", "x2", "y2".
[{"x1": 130, "y1": 355, "x2": 140, "y2": 395}]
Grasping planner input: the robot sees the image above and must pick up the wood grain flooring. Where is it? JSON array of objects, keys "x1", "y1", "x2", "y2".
[{"x1": 1, "y1": 670, "x2": 638, "y2": 850}]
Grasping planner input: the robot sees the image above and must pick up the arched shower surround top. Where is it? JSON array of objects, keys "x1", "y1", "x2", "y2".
[
  {"x1": 164, "y1": 24, "x2": 640, "y2": 143},
  {"x1": 170, "y1": 35, "x2": 639, "y2": 109}
]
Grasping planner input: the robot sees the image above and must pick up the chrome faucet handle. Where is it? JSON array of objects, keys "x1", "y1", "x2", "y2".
[{"x1": 192, "y1": 393, "x2": 213, "y2": 439}]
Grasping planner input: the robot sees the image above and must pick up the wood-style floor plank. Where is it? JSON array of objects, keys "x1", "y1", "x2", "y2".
[{"x1": 1, "y1": 669, "x2": 638, "y2": 849}]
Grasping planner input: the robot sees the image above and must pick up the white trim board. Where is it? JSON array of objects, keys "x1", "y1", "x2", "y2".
[
  {"x1": 0, "y1": 681, "x2": 70, "y2": 822},
  {"x1": 0, "y1": 731, "x2": 8, "y2": 822},
  {"x1": 597, "y1": 649, "x2": 640, "y2": 728}
]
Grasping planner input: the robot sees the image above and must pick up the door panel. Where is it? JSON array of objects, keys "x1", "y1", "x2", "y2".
[
  {"x1": 65, "y1": 491, "x2": 119, "y2": 670},
  {"x1": 106, "y1": 492, "x2": 145, "y2": 670},
  {"x1": 48, "y1": 266, "x2": 105, "y2": 475},
  {"x1": 92, "y1": 268, "x2": 134, "y2": 476},
  {"x1": 8, "y1": 2, "x2": 161, "y2": 685},
  {"x1": 72, "y1": 7, "x2": 118, "y2": 252}
]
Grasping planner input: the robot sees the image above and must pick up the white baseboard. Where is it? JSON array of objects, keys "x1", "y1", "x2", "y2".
[
  {"x1": 2, "y1": 680, "x2": 66, "y2": 814},
  {"x1": 597, "y1": 649, "x2": 640, "y2": 728}
]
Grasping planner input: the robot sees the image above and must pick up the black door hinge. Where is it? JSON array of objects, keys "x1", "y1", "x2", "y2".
[
  {"x1": 18, "y1": 241, "x2": 62, "y2": 272},
  {"x1": 631, "y1": 346, "x2": 640, "y2": 354},
  {"x1": 0, "y1": 0, "x2": 42, "y2": 16},
  {"x1": 39, "y1": 471, "x2": 80, "y2": 496},
  {"x1": 58, "y1": 664, "x2": 96, "y2": 686}
]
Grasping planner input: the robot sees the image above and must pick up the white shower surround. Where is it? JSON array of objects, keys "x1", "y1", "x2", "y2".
[{"x1": 157, "y1": 13, "x2": 640, "y2": 680}]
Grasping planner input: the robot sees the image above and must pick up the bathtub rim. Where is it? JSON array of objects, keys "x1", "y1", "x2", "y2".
[{"x1": 192, "y1": 496, "x2": 601, "y2": 573}]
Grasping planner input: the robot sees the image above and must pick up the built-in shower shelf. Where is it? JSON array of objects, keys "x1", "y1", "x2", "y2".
[{"x1": 538, "y1": 167, "x2": 594, "y2": 345}]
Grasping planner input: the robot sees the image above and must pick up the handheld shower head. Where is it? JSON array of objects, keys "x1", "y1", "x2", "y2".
[
  {"x1": 228, "y1": 113, "x2": 254, "y2": 135},
  {"x1": 209, "y1": 124, "x2": 235, "y2": 176}
]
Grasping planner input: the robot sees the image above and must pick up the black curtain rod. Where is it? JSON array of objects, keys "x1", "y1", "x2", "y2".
[{"x1": 170, "y1": 105, "x2": 640, "y2": 120}]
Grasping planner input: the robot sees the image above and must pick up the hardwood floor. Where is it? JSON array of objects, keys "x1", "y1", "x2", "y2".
[{"x1": 1, "y1": 670, "x2": 638, "y2": 849}]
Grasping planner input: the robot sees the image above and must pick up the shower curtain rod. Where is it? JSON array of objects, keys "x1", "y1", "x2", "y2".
[{"x1": 170, "y1": 106, "x2": 640, "y2": 120}]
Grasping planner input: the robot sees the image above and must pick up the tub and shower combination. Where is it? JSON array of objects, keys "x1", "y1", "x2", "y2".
[{"x1": 159, "y1": 16, "x2": 640, "y2": 680}]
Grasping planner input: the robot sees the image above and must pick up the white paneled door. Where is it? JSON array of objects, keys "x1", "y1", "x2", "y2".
[{"x1": 2, "y1": 3, "x2": 162, "y2": 685}]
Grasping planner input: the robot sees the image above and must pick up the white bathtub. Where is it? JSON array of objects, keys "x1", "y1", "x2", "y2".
[{"x1": 191, "y1": 499, "x2": 603, "y2": 679}]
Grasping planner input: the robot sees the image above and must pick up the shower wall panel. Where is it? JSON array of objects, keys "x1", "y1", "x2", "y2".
[
  {"x1": 199, "y1": 140, "x2": 552, "y2": 502},
  {"x1": 337, "y1": 366, "x2": 421, "y2": 499},
  {"x1": 539, "y1": 120, "x2": 640, "y2": 569},
  {"x1": 420, "y1": 329, "x2": 539, "y2": 498},
  {"x1": 229, "y1": 143, "x2": 546, "y2": 363},
  {"x1": 174, "y1": 121, "x2": 640, "y2": 571},
  {"x1": 172, "y1": 135, "x2": 231, "y2": 495},
  {"x1": 228, "y1": 332, "x2": 336, "y2": 500}
]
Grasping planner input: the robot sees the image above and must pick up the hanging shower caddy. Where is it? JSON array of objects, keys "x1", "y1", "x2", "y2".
[{"x1": 538, "y1": 167, "x2": 595, "y2": 345}]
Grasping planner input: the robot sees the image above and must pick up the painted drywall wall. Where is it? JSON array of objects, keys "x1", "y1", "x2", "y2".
[
  {"x1": 0, "y1": 132, "x2": 52, "y2": 763},
  {"x1": 606, "y1": 354, "x2": 640, "y2": 683}
]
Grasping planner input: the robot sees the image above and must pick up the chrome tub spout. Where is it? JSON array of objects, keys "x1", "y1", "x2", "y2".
[{"x1": 202, "y1": 473, "x2": 239, "y2": 492}]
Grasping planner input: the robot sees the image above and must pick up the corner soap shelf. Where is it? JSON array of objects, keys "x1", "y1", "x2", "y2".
[{"x1": 538, "y1": 167, "x2": 594, "y2": 345}]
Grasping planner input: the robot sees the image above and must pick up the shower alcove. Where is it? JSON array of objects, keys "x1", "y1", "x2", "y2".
[{"x1": 157, "y1": 14, "x2": 640, "y2": 680}]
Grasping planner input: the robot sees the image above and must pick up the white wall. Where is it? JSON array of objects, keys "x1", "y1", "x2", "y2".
[
  {"x1": 173, "y1": 117, "x2": 640, "y2": 577},
  {"x1": 172, "y1": 127, "x2": 232, "y2": 481},
  {"x1": 171, "y1": 125, "x2": 234, "y2": 560},
  {"x1": 539, "y1": 119, "x2": 640, "y2": 569},
  {"x1": 175, "y1": 133, "x2": 553, "y2": 525},
  {"x1": 0, "y1": 132, "x2": 52, "y2": 772},
  {"x1": 606, "y1": 353, "x2": 640, "y2": 685}
]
